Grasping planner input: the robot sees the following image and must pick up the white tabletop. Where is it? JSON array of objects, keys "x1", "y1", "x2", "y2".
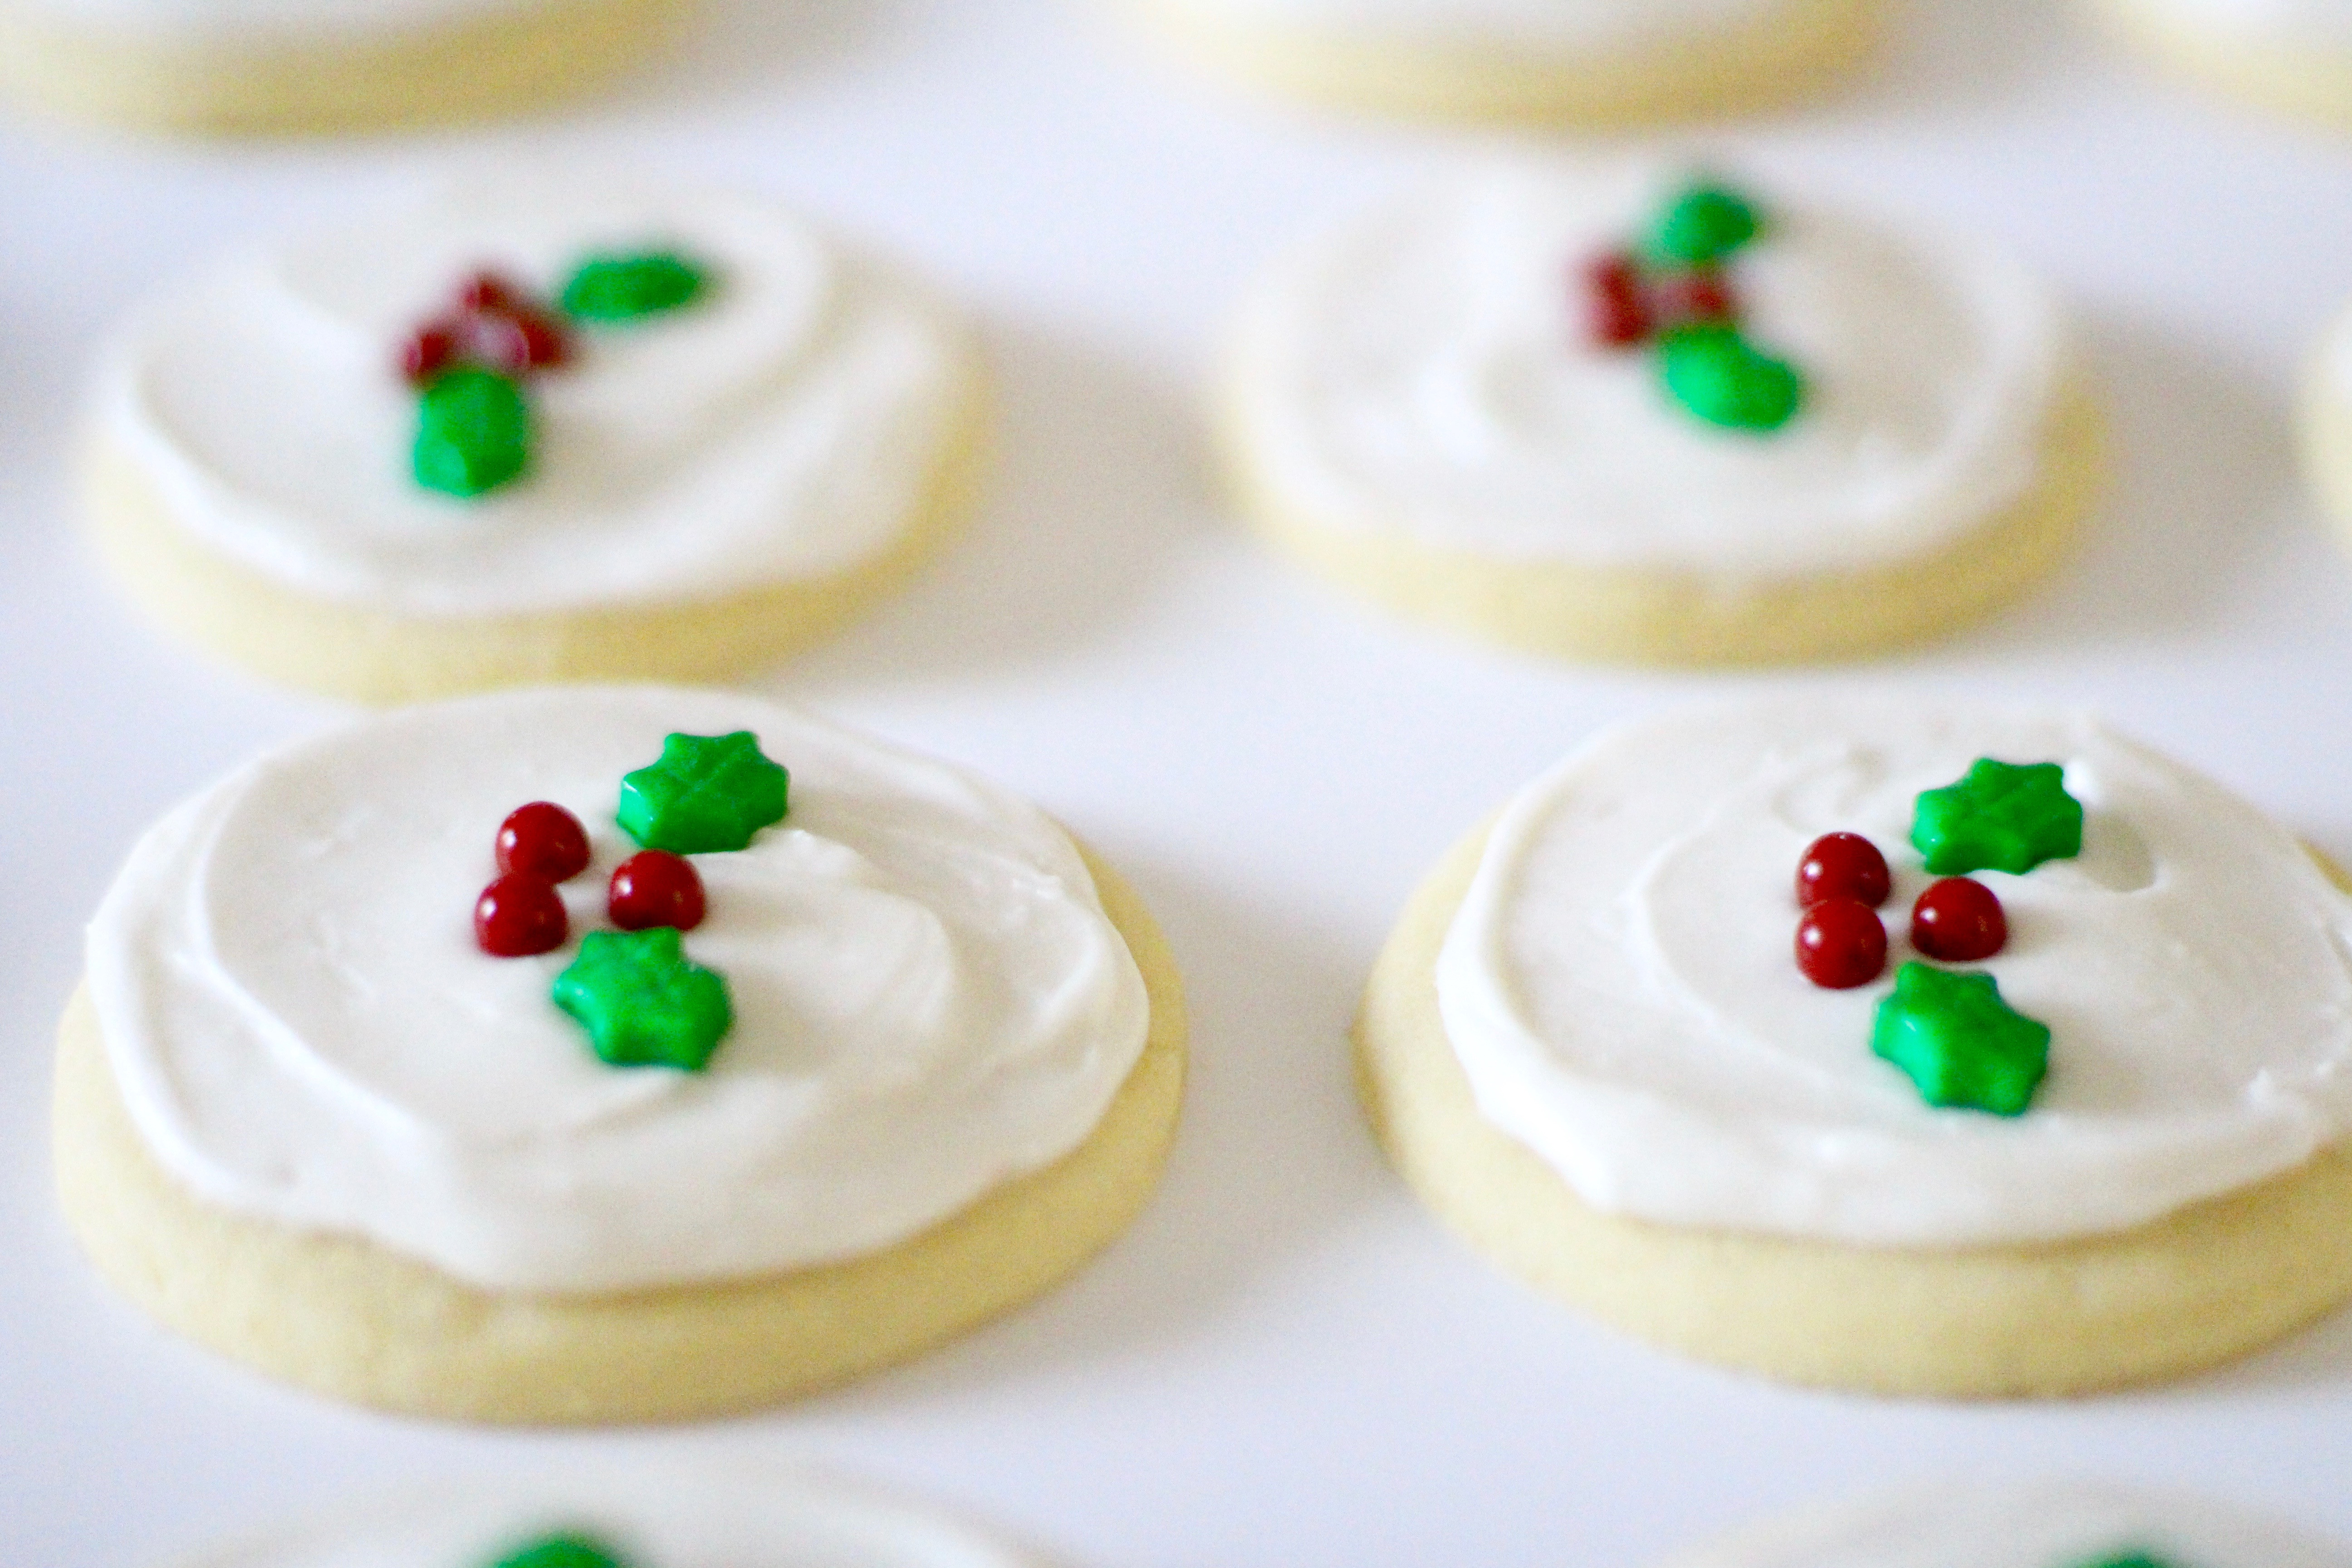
[{"x1": 5, "y1": 4, "x2": 2352, "y2": 1565}]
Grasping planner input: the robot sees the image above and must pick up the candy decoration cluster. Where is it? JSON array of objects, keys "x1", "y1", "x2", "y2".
[
  {"x1": 1579, "y1": 179, "x2": 1807, "y2": 434},
  {"x1": 398, "y1": 250, "x2": 711, "y2": 500},
  {"x1": 1788, "y1": 759, "x2": 2086, "y2": 1117},
  {"x1": 468, "y1": 731, "x2": 791, "y2": 1074}
]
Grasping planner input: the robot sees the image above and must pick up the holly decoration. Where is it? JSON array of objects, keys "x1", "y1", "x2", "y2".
[
  {"x1": 1577, "y1": 178, "x2": 1807, "y2": 434},
  {"x1": 617, "y1": 731, "x2": 791, "y2": 855},
  {"x1": 1872, "y1": 962, "x2": 2050, "y2": 1117},
  {"x1": 1913, "y1": 759, "x2": 2084, "y2": 877},
  {"x1": 554, "y1": 927, "x2": 734, "y2": 1072},
  {"x1": 397, "y1": 251, "x2": 714, "y2": 501},
  {"x1": 490, "y1": 1532, "x2": 632, "y2": 1568},
  {"x1": 475, "y1": 802, "x2": 590, "y2": 959}
]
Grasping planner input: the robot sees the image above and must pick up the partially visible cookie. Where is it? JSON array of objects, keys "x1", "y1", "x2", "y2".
[
  {"x1": 167, "y1": 1468, "x2": 1052, "y2": 1568},
  {"x1": 1220, "y1": 161, "x2": 2101, "y2": 666},
  {"x1": 83, "y1": 181, "x2": 986, "y2": 703},
  {"x1": 1127, "y1": 0, "x2": 1882, "y2": 126},
  {"x1": 0, "y1": 0, "x2": 678, "y2": 134},
  {"x1": 2092, "y1": 0, "x2": 2352, "y2": 131},
  {"x1": 1657, "y1": 1482, "x2": 2350, "y2": 1568},
  {"x1": 2303, "y1": 301, "x2": 2352, "y2": 539}
]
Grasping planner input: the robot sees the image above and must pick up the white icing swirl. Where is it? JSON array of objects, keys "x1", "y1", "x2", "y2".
[
  {"x1": 1230, "y1": 160, "x2": 2065, "y2": 576},
  {"x1": 1158, "y1": 0, "x2": 1794, "y2": 48},
  {"x1": 1663, "y1": 1481, "x2": 2351, "y2": 1568},
  {"x1": 86, "y1": 687, "x2": 1150, "y2": 1294},
  {"x1": 179, "y1": 1467, "x2": 1046, "y2": 1568},
  {"x1": 2120, "y1": 0, "x2": 2352, "y2": 49},
  {"x1": 1435, "y1": 699, "x2": 2352, "y2": 1246},
  {"x1": 93, "y1": 182, "x2": 971, "y2": 617}
]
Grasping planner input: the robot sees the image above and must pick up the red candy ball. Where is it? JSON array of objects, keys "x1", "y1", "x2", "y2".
[
  {"x1": 475, "y1": 873, "x2": 569, "y2": 957},
  {"x1": 467, "y1": 309, "x2": 570, "y2": 376},
  {"x1": 1796, "y1": 832, "x2": 1892, "y2": 910},
  {"x1": 609, "y1": 850, "x2": 707, "y2": 933},
  {"x1": 496, "y1": 802, "x2": 591, "y2": 883},
  {"x1": 1912, "y1": 877, "x2": 2009, "y2": 962},
  {"x1": 458, "y1": 269, "x2": 527, "y2": 315},
  {"x1": 1796, "y1": 899, "x2": 1888, "y2": 990},
  {"x1": 400, "y1": 321, "x2": 461, "y2": 385},
  {"x1": 1584, "y1": 251, "x2": 1653, "y2": 349}
]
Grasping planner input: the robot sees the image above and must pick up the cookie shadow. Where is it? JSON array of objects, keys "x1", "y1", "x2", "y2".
[
  {"x1": 810, "y1": 854, "x2": 1392, "y2": 1405},
  {"x1": 793, "y1": 321, "x2": 1217, "y2": 684},
  {"x1": 1933, "y1": 314, "x2": 2297, "y2": 659}
]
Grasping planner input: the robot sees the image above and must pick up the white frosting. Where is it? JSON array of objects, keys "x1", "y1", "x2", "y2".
[
  {"x1": 1663, "y1": 1481, "x2": 2352, "y2": 1568},
  {"x1": 2122, "y1": 0, "x2": 2352, "y2": 49},
  {"x1": 179, "y1": 1468, "x2": 1046, "y2": 1568},
  {"x1": 1232, "y1": 161, "x2": 2065, "y2": 577},
  {"x1": 86, "y1": 687, "x2": 1150, "y2": 1294},
  {"x1": 94, "y1": 183, "x2": 970, "y2": 618},
  {"x1": 1161, "y1": 0, "x2": 1793, "y2": 50},
  {"x1": 1435, "y1": 699, "x2": 2352, "y2": 1247}
]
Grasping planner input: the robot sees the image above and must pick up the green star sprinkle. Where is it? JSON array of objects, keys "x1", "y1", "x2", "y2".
[
  {"x1": 617, "y1": 731, "x2": 790, "y2": 855},
  {"x1": 1872, "y1": 961, "x2": 2051, "y2": 1117},
  {"x1": 490, "y1": 1534, "x2": 632, "y2": 1568},
  {"x1": 554, "y1": 927, "x2": 733, "y2": 1072},
  {"x1": 414, "y1": 367, "x2": 531, "y2": 498},
  {"x1": 559, "y1": 251, "x2": 710, "y2": 323},
  {"x1": 1659, "y1": 325, "x2": 1806, "y2": 432},
  {"x1": 1647, "y1": 181, "x2": 1764, "y2": 268},
  {"x1": 1912, "y1": 758, "x2": 2085, "y2": 877}
]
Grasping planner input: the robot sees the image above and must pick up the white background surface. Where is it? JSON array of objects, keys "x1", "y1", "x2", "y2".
[{"x1": 5, "y1": 3, "x2": 2352, "y2": 1564}]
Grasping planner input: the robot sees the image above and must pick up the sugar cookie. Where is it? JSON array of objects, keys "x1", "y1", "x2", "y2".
[
  {"x1": 2303, "y1": 301, "x2": 2352, "y2": 539},
  {"x1": 2093, "y1": 0, "x2": 2352, "y2": 131}
]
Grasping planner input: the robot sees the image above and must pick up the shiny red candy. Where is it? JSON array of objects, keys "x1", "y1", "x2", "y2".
[
  {"x1": 609, "y1": 850, "x2": 707, "y2": 933},
  {"x1": 400, "y1": 322, "x2": 461, "y2": 385},
  {"x1": 1911, "y1": 877, "x2": 2009, "y2": 962},
  {"x1": 1795, "y1": 899, "x2": 1887, "y2": 990},
  {"x1": 476, "y1": 873, "x2": 569, "y2": 957},
  {"x1": 1584, "y1": 251, "x2": 1653, "y2": 349},
  {"x1": 1655, "y1": 268, "x2": 1737, "y2": 328},
  {"x1": 458, "y1": 270, "x2": 527, "y2": 315},
  {"x1": 1796, "y1": 832, "x2": 1892, "y2": 909},
  {"x1": 496, "y1": 801, "x2": 591, "y2": 882}
]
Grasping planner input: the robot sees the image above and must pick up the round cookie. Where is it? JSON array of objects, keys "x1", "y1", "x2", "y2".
[
  {"x1": 1357, "y1": 699, "x2": 2352, "y2": 1396},
  {"x1": 1657, "y1": 1481, "x2": 2351, "y2": 1568},
  {"x1": 2303, "y1": 301, "x2": 2352, "y2": 537},
  {"x1": 57, "y1": 686, "x2": 1185, "y2": 1424},
  {"x1": 1127, "y1": 0, "x2": 1883, "y2": 127},
  {"x1": 0, "y1": 0, "x2": 677, "y2": 135},
  {"x1": 167, "y1": 1468, "x2": 1050, "y2": 1568},
  {"x1": 2092, "y1": 0, "x2": 2352, "y2": 131},
  {"x1": 1219, "y1": 161, "x2": 2102, "y2": 666},
  {"x1": 82, "y1": 181, "x2": 987, "y2": 704}
]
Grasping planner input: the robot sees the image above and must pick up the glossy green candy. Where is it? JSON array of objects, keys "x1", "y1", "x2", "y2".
[
  {"x1": 413, "y1": 368, "x2": 531, "y2": 498},
  {"x1": 1912, "y1": 758, "x2": 2084, "y2": 877},
  {"x1": 561, "y1": 251, "x2": 709, "y2": 322},
  {"x1": 491, "y1": 1535, "x2": 631, "y2": 1568},
  {"x1": 554, "y1": 927, "x2": 734, "y2": 1073},
  {"x1": 617, "y1": 731, "x2": 790, "y2": 855},
  {"x1": 1658, "y1": 326, "x2": 1805, "y2": 432},
  {"x1": 1872, "y1": 962, "x2": 2051, "y2": 1117},
  {"x1": 1648, "y1": 182, "x2": 1763, "y2": 268}
]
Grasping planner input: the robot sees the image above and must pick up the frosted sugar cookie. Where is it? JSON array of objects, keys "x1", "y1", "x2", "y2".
[
  {"x1": 2303, "y1": 302, "x2": 2352, "y2": 535},
  {"x1": 1659, "y1": 1482, "x2": 2351, "y2": 1568},
  {"x1": 1357, "y1": 698, "x2": 2352, "y2": 1396},
  {"x1": 82, "y1": 181, "x2": 986, "y2": 703},
  {"x1": 1220, "y1": 162, "x2": 2102, "y2": 665},
  {"x1": 1129, "y1": 0, "x2": 1882, "y2": 126},
  {"x1": 0, "y1": 0, "x2": 676, "y2": 135},
  {"x1": 166, "y1": 1468, "x2": 1050, "y2": 1568},
  {"x1": 57, "y1": 686, "x2": 1185, "y2": 1424},
  {"x1": 2092, "y1": 0, "x2": 2352, "y2": 130}
]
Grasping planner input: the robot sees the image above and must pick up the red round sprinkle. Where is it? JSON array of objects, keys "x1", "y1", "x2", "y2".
[
  {"x1": 496, "y1": 802, "x2": 591, "y2": 882},
  {"x1": 609, "y1": 850, "x2": 707, "y2": 933},
  {"x1": 1655, "y1": 268, "x2": 1738, "y2": 328},
  {"x1": 1796, "y1": 832, "x2": 1892, "y2": 909},
  {"x1": 1796, "y1": 899, "x2": 1888, "y2": 990},
  {"x1": 1912, "y1": 877, "x2": 2009, "y2": 962},
  {"x1": 400, "y1": 321, "x2": 461, "y2": 385},
  {"x1": 475, "y1": 873, "x2": 569, "y2": 957},
  {"x1": 458, "y1": 269, "x2": 528, "y2": 315},
  {"x1": 1583, "y1": 251, "x2": 1653, "y2": 349}
]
